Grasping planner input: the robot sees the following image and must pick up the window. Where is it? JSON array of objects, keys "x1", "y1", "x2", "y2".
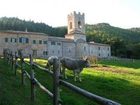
[
  {"x1": 68, "y1": 48, "x2": 71, "y2": 53},
  {"x1": 78, "y1": 21, "x2": 82, "y2": 29},
  {"x1": 18, "y1": 49, "x2": 23, "y2": 56},
  {"x1": 43, "y1": 51, "x2": 48, "y2": 55},
  {"x1": 58, "y1": 50, "x2": 60, "y2": 54},
  {"x1": 98, "y1": 47, "x2": 100, "y2": 50},
  {"x1": 51, "y1": 41, "x2": 55, "y2": 45},
  {"x1": 19, "y1": 37, "x2": 29, "y2": 43},
  {"x1": 98, "y1": 53, "x2": 100, "y2": 56},
  {"x1": 32, "y1": 50, "x2": 37, "y2": 57},
  {"x1": 33, "y1": 40, "x2": 36, "y2": 44},
  {"x1": 43, "y1": 41, "x2": 47, "y2": 44},
  {"x1": 11, "y1": 38, "x2": 17, "y2": 43},
  {"x1": 19, "y1": 37, "x2": 22, "y2": 43},
  {"x1": 57, "y1": 42, "x2": 61, "y2": 46},
  {"x1": 5, "y1": 38, "x2": 8, "y2": 42},
  {"x1": 84, "y1": 46, "x2": 86, "y2": 51},
  {"x1": 108, "y1": 47, "x2": 109, "y2": 51},
  {"x1": 39, "y1": 40, "x2": 42, "y2": 44},
  {"x1": 26, "y1": 38, "x2": 29, "y2": 43}
]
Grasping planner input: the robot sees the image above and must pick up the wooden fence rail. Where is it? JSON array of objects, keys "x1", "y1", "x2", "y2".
[
  {"x1": 3, "y1": 50, "x2": 121, "y2": 105},
  {"x1": 60, "y1": 80, "x2": 120, "y2": 105}
]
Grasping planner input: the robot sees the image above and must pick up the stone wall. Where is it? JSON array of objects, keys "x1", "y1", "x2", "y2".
[
  {"x1": 89, "y1": 43, "x2": 111, "y2": 58},
  {"x1": 47, "y1": 41, "x2": 62, "y2": 58},
  {"x1": 62, "y1": 42, "x2": 76, "y2": 58}
]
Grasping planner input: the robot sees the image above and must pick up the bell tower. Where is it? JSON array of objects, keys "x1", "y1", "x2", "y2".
[{"x1": 65, "y1": 11, "x2": 86, "y2": 42}]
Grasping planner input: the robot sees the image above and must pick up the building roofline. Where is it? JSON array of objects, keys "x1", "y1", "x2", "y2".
[
  {"x1": 0, "y1": 30, "x2": 48, "y2": 36},
  {"x1": 48, "y1": 36, "x2": 74, "y2": 42},
  {"x1": 88, "y1": 42, "x2": 110, "y2": 46}
]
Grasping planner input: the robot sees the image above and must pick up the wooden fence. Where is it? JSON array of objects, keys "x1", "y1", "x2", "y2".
[{"x1": 3, "y1": 50, "x2": 121, "y2": 105}]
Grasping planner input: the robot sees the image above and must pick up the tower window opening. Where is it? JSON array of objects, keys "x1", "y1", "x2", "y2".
[
  {"x1": 70, "y1": 22, "x2": 72, "y2": 29},
  {"x1": 78, "y1": 21, "x2": 82, "y2": 29}
]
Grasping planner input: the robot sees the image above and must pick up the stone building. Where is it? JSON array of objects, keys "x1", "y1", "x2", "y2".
[
  {"x1": 0, "y1": 12, "x2": 111, "y2": 58},
  {"x1": 0, "y1": 31, "x2": 48, "y2": 58}
]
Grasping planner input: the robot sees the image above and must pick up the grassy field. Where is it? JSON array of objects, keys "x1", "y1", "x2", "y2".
[{"x1": 0, "y1": 58, "x2": 140, "y2": 105}]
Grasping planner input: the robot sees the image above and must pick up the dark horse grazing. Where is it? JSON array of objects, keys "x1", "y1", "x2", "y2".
[{"x1": 60, "y1": 57, "x2": 90, "y2": 82}]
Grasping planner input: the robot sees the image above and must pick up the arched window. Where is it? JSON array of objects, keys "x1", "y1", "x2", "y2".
[{"x1": 78, "y1": 21, "x2": 82, "y2": 29}]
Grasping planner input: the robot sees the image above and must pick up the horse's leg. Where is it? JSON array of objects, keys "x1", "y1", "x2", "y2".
[
  {"x1": 78, "y1": 73, "x2": 82, "y2": 82},
  {"x1": 60, "y1": 63, "x2": 62, "y2": 74},
  {"x1": 46, "y1": 63, "x2": 51, "y2": 71},
  {"x1": 65, "y1": 68, "x2": 68, "y2": 79},
  {"x1": 73, "y1": 70, "x2": 77, "y2": 82},
  {"x1": 49, "y1": 64, "x2": 51, "y2": 71},
  {"x1": 62, "y1": 67, "x2": 67, "y2": 79}
]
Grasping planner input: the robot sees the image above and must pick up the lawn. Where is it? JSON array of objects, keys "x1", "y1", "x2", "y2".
[{"x1": 0, "y1": 58, "x2": 140, "y2": 105}]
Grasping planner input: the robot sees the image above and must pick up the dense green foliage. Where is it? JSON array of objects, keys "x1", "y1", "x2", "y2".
[
  {"x1": 86, "y1": 23, "x2": 140, "y2": 43},
  {"x1": 0, "y1": 17, "x2": 140, "y2": 58},
  {"x1": 0, "y1": 17, "x2": 66, "y2": 37},
  {"x1": 85, "y1": 23, "x2": 140, "y2": 58},
  {"x1": 0, "y1": 58, "x2": 140, "y2": 105},
  {"x1": 130, "y1": 28, "x2": 140, "y2": 33}
]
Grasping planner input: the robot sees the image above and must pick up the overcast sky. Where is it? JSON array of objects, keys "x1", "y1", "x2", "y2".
[{"x1": 0, "y1": 0, "x2": 140, "y2": 28}]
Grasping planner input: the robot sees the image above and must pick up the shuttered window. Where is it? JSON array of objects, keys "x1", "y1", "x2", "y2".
[{"x1": 19, "y1": 37, "x2": 29, "y2": 43}]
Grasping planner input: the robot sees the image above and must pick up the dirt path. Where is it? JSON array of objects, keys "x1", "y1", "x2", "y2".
[{"x1": 89, "y1": 66, "x2": 139, "y2": 75}]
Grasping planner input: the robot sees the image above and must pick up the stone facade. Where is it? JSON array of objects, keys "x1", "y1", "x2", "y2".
[
  {"x1": 0, "y1": 31, "x2": 48, "y2": 58},
  {"x1": 0, "y1": 12, "x2": 111, "y2": 58},
  {"x1": 47, "y1": 37, "x2": 75, "y2": 58}
]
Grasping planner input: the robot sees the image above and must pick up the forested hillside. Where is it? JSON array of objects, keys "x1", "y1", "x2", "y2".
[
  {"x1": 85, "y1": 23, "x2": 140, "y2": 58},
  {"x1": 0, "y1": 17, "x2": 66, "y2": 37},
  {"x1": 129, "y1": 28, "x2": 140, "y2": 33},
  {"x1": 0, "y1": 17, "x2": 140, "y2": 59},
  {"x1": 86, "y1": 23, "x2": 140, "y2": 43}
]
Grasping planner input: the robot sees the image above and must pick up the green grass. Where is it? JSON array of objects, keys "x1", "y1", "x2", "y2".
[{"x1": 0, "y1": 58, "x2": 140, "y2": 105}]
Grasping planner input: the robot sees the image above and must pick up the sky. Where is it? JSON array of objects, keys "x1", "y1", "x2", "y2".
[{"x1": 0, "y1": 0, "x2": 140, "y2": 28}]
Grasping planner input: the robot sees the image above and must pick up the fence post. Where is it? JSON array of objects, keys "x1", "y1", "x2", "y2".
[
  {"x1": 11, "y1": 54, "x2": 14, "y2": 70},
  {"x1": 3, "y1": 49, "x2": 6, "y2": 61},
  {"x1": 3, "y1": 50, "x2": 5, "y2": 60},
  {"x1": 31, "y1": 69, "x2": 35, "y2": 101},
  {"x1": 30, "y1": 54, "x2": 35, "y2": 101},
  {"x1": 14, "y1": 52, "x2": 18, "y2": 76},
  {"x1": 8, "y1": 52, "x2": 10, "y2": 65},
  {"x1": 21, "y1": 54, "x2": 25, "y2": 85},
  {"x1": 53, "y1": 59, "x2": 61, "y2": 105},
  {"x1": 10, "y1": 51, "x2": 12, "y2": 66},
  {"x1": 6, "y1": 50, "x2": 8, "y2": 63}
]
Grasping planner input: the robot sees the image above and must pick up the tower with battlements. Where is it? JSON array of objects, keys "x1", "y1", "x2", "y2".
[{"x1": 65, "y1": 11, "x2": 86, "y2": 42}]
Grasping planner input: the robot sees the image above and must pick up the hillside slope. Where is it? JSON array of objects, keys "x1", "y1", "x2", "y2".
[{"x1": 86, "y1": 23, "x2": 140, "y2": 43}]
